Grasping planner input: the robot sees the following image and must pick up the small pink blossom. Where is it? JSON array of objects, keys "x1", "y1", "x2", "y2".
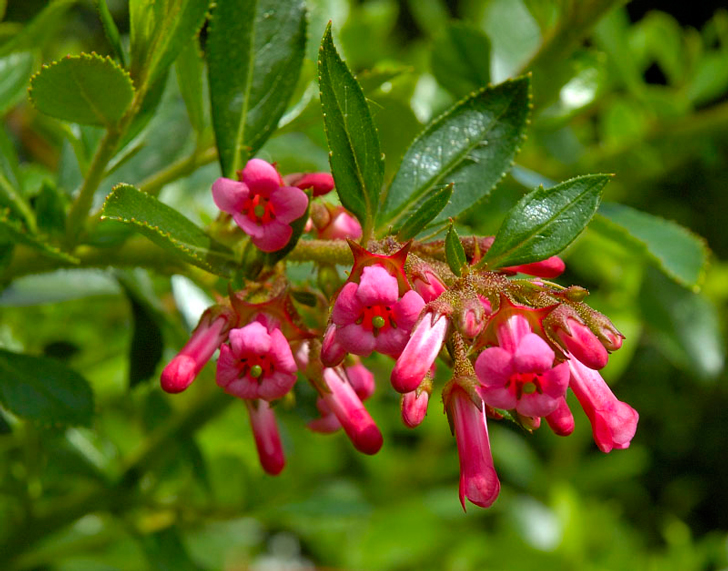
[
  {"x1": 475, "y1": 333, "x2": 569, "y2": 417},
  {"x1": 447, "y1": 386, "x2": 500, "y2": 510},
  {"x1": 555, "y1": 317, "x2": 609, "y2": 370},
  {"x1": 504, "y1": 256, "x2": 565, "y2": 278},
  {"x1": 309, "y1": 360, "x2": 375, "y2": 434},
  {"x1": 412, "y1": 268, "x2": 447, "y2": 303},
  {"x1": 401, "y1": 389, "x2": 429, "y2": 428},
  {"x1": 246, "y1": 399, "x2": 285, "y2": 475},
  {"x1": 321, "y1": 323, "x2": 347, "y2": 367},
  {"x1": 331, "y1": 265, "x2": 425, "y2": 358},
  {"x1": 212, "y1": 158, "x2": 308, "y2": 252},
  {"x1": 545, "y1": 396, "x2": 575, "y2": 436},
  {"x1": 316, "y1": 206, "x2": 362, "y2": 241},
  {"x1": 391, "y1": 312, "x2": 448, "y2": 393},
  {"x1": 568, "y1": 358, "x2": 638, "y2": 452},
  {"x1": 284, "y1": 172, "x2": 335, "y2": 196},
  {"x1": 216, "y1": 321, "x2": 297, "y2": 401},
  {"x1": 160, "y1": 308, "x2": 232, "y2": 393}
]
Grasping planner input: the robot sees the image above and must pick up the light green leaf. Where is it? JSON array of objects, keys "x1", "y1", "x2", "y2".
[
  {"x1": 431, "y1": 21, "x2": 491, "y2": 98},
  {"x1": 0, "y1": 208, "x2": 78, "y2": 263},
  {"x1": 593, "y1": 202, "x2": 709, "y2": 290},
  {"x1": 0, "y1": 348, "x2": 94, "y2": 426},
  {"x1": 0, "y1": 125, "x2": 35, "y2": 230},
  {"x1": 381, "y1": 76, "x2": 530, "y2": 229},
  {"x1": 395, "y1": 184, "x2": 453, "y2": 241},
  {"x1": 95, "y1": 0, "x2": 127, "y2": 66},
  {"x1": 319, "y1": 23, "x2": 384, "y2": 233},
  {"x1": 100, "y1": 183, "x2": 235, "y2": 277},
  {"x1": 175, "y1": 37, "x2": 206, "y2": 135},
  {"x1": 0, "y1": 51, "x2": 35, "y2": 113},
  {"x1": 445, "y1": 223, "x2": 466, "y2": 277},
  {"x1": 482, "y1": 174, "x2": 610, "y2": 269},
  {"x1": 29, "y1": 53, "x2": 135, "y2": 126},
  {"x1": 208, "y1": 0, "x2": 306, "y2": 176}
]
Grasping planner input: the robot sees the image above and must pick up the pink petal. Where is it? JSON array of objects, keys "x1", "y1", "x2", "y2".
[
  {"x1": 252, "y1": 220, "x2": 293, "y2": 252},
  {"x1": 514, "y1": 333, "x2": 555, "y2": 374},
  {"x1": 331, "y1": 283, "x2": 363, "y2": 325},
  {"x1": 516, "y1": 392, "x2": 560, "y2": 418},
  {"x1": 356, "y1": 266, "x2": 399, "y2": 306},
  {"x1": 224, "y1": 377, "x2": 259, "y2": 400},
  {"x1": 475, "y1": 346, "x2": 513, "y2": 389},
  {"x1": 268, "y1": 328, "x2": 298, "y2": 374},
  {"x1": 401, "y1": 390, "x2": 429, "y2": 428},
  {"x1": 212, "y1": 178, "x2": 249, "y2": 215},
  {"x1": 375, "y1": 327, "x2": 410, "y2": 358},
  {"x1": 232, "y1": 211, "x2": 264, "y2": 238},
  {"x1": 229, "y1": 322, "x2": 271, "y2": 357},
  {"x1": 545, "y1": 396, "x2": 575, "y2": 436},
  {"x1": 241, "y1": 158, "x2": 282, "y2": 195},
  {"x1": 321, "y1": 324, "x2": 347, "y2": 367},
  {"x1": 391, "y1": 313, "x2": 448, "y2": 393},
  {"x1": 539, "y1": 361, "x2": 570, "y2": 399},
  {"x1": 215, "y1": 344, "x2": 242, "y2": 389},
  {"x1": 336, "y1": 323, "x2": 376, "y2": 356},
  {"x1": 345, "y1": 362, "x2": 375, "y2": 400},
  {"x1": 270, "y1": 186, "x2": 308, "y2": 223},
  {"x1": 258, "y1": 370, "x2": 297, "y2": 401},
  {"x1": 392, "y1": 290, "x2": 426, "y2": 330},
  {"x1": 308, "y1": 413, "x2": 342, "y2": 433}
]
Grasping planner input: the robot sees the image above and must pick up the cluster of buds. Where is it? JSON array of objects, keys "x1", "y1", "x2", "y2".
[{"x1": 161, "y1": 159, "x2": 638, "y2": 509}]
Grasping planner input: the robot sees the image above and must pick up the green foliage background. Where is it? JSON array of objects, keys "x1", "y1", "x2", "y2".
[{"x1": 1, "y1": 0, "x2": 727, "y2": 569}]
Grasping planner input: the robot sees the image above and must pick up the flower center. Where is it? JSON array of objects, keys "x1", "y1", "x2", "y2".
[
  {"x1": 359, "y1": 305, "x2": 394, "y2": 333},
  {"x1": 506, "y1": 372, "x2": 543, "y2": 400},
  {"x1": 243, "y1": 193, "x2": 276, "y2": 224},
  {"x1": 238, "y1": 354, "x2": 275, "y2": 381}
]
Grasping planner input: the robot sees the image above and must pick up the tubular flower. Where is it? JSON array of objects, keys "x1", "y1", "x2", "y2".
[
  {"x1": 246, "y1": 399, "x2": 285, "y2": 475},
  {"x1": 446, "y1": 384, "x2": 500, "y2": 510},
  {"x1": 545, "y1": 396, "x2": 575, "y2": 436},
  {"x1": 401, "y1": 386, "x2": 430, "y2": 428},
  {"x1": 212, "y1": 158, "x2": 308, "y2": 252},
  {"x1": 391, "y1": 311, "x2": 449, "y2": 393},
  {"x1": 309, "y1": 359, "x2": 375, "y2": 433},
  {"x1": 284, "y1": 171, "x2": 335, "y2": 196},
  {"x1": 411, "y1": 267, "x2": 448, "y2": 303},
  {"x1": 331, "y1": 265, "x2": 425, "y2": 358},
  {"x1": 568, "y1": 358, "x2": 639, "y2": 452},
  {"x1": 216, "y1": 321, "x2": 298, "y2": 401}
]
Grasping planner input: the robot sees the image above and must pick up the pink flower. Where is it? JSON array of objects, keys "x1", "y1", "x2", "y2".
[
  {"x1": 309, "y1": 359, "x2": 375, "y2": 433},
  {"x1": 216, "y1": 321, "x2": 297, "y2": 401},
  {"x1": 212, "y1": 158, "x2": 308, "y2": 252},
  {"x1": 160, "y1": 307, "x2": 233, "y2": 393},
  {"x1": 391, "y1": 312, "x2": 448, "y2": 393},
  {"x1": 503, "y1": 256, "x2": 565, "y2": 278},
  {"x1": 284, "y1": 172, "x2": 335, "y2": 196},
  {"x1": 568, "y1": 359, "x2": 638, "y2": 452},
  {"x1": 401, "y1": 389, "x2": 429, "y2": 428},
  {"x1": 447, "y1": 385, "x2": 500, "y2": 510},
  {"x1": 475, "y1": 333, "x2": 569, "y2": 417},
  {"x1": 318, "y1": 367, "x2": 383, "y2": 455},
  {"x1": 411, "y1": 268, "x2": 447, "y2": 303},
  {"x1": 246, "y1": 399, "x2": 285, "y2": 475},
  {"x1": 554, "y1": 316, "x2": 609, "y2": 370},
  {"x1": 545, "y1": 396, "x2": 575, "y2": 436},
  {"x1": 317, "y1": 206, "x2": 362, "y2": 241},
  {"x1": 331, "y1": 265, "x2": 425, "y2": 358},
  {"x1": 321, "y1": 323, "x2": 347, "y2": 367}
]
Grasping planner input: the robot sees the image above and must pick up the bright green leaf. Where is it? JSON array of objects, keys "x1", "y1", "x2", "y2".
[
  {"x1": 95, "y1": 0, "x2": 127, "y2": 66},
  {"x1": 208, "y1": 0, "x2": 306, "y2": 176},
  {"x1": 0, "y1": 51, "x2": 35, "y2": 113},
  {"x1": 482, "y1": 174, "x2": 610, "y2": 269},
  {"x1": 0, "y1": 348, "x2": 94, "y2": 426},
  {"x1": 431, "y1": 21, "x2": 491, "y2": 98},
  {"x1": 175, "y1": 37, "x2": 206, "y2": 135},
  {"x1": 445, "y1": 223, "x2": 467, "y2": 276},
  {"x1": 381, "y1": 76, "x2": 530, "y2": 229},
  {"x1": 100, "y1": 184, "x2": 236, "y2": 277},
  {"x1": 395, "y1": 184, "x2": 453, "y2": 241},
  {"x1": 29, "y1": 53, "x2": 135, "y2": 126},
  {"x1": 592, "y1": 202, "x2": 709, "y2": 290},
  {"x1": 319, "y1": 23, "x2": 384, "y2": 234}
]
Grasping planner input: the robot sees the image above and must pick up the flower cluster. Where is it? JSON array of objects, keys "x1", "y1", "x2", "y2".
[{"x1": 161, "y1": 159, "x2": 638, "y2": 509}]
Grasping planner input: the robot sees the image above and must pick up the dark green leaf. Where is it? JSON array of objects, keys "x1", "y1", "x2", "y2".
[
  {"x1": 381, "y1": 76, "x2": 531, "y2": 229},
  {"x1": 208, "y1": 0, "x2": 306, "y2": 176},
  {"x1": 100, "y1": 184, "x2": 235, "y2": 277},
  {"x1": 0, "y1": 0, "x2": 77, "y2": 56},
  {"x1": 35, "y1": 181, "x2": 67, "y2": 239},
  {"x1": 593, "y1": 202, "x2": 709, "y2": 290},
  {"x1": 0, "y1": 408, "x2": 11, "y2": 435},
  {"x1": 0, "y1": 209, "x2": 78, "y2": 263},
  {"x1": 395, "y1": 184, "x2": 453, "y2": 241},
  {"x1": 129, "y1": 0, "x2": 210, "y2": 87},
  {"x1": 0, "y1": 348, "x2": 94, "y2": 426},
  {"x1": 319, "y1": 23, "x2": 384, "y2": 233},
  {"x1": 175, "y1": 37, "x2": 206, "y2": 135},
  {"x1": 139, "y1": 526, "x2": 200, "y2": 571},
  {"x1": 0, "y1": 125, "x2": 35, "y2": 230},
  {"x1": 431, "y1": 22, "x2": 491, "y2": 98},
  {"x1": 482, "y1": 174, "x2": 610, "y2": 269},
  {"x1": 640, "y1": 267, "x2": 724, "y2": 381},
  {"x1": 0, "y1": 51, "x2": 35, "y2": 113},
  {"x1": 95, "y1": 0, "x2": 127, "y2": 66},
  {"x1": 445, "y1": 223, "x2": 466, "y2": 276},
  {"x1": 29, "y1": 53, "x2": 135, "y2": 126}
]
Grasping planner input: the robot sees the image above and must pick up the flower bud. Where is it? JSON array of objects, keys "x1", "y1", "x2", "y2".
[
  {"x1": 284, "y1": 172, "x2": 335, "y2": 196},
  {"x1": 555, "y1": 316, "x2": 609, "y2": 370},
  {"x1": 458, "y1": 297, "x2": 485, "y2": 339},
  {"x1": 545, "y1": 396, "x2": 575, "y2": 436},
  {"x1": 401, "y1": 388, "x2": 430, "y2": 428},
  {"x1": 391, "y1": 312, "x2": 449, "y2": 393},
  {"x1": 321, "y1": 323, "x2": 347, "y2": 368},
  {"x1": 246, "y1": 399, "x2": 285, "y2": 475},
  {"x1": 503, "y1": 256, "x2": 565, "y2": 278},
  {"x1": 411, "y1": 268, "x2": 447, "y2": 303}
]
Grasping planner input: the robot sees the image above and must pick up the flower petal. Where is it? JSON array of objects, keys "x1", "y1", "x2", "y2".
[
  {"x1": 331, "y1": 282, "x2": 362, "y2": 325},
  {"x1": 270, "y1": 186, "x2": 308, "y2": 223},
  {"x1": 215, "y1": 344, "x2": 240, "y2": 388},
  {"x1": 252, "y1": 220, "x2": 293, "y2": 252},
  {"x1": 336, "y1": 323, "x2": 376, "y2": 356},
  {"x1": 268, "y1": 328, "x2": 298, "y2": 374},
  {"x1": 514, "y1": 333, "x2": 555, "y2": 374},
  {"x1": 259, "y1": 370, "x2": 297, "y2": 401},
  {"x1": 392, "y1": 290, "x2": 426, "y2": 330},
  {"x1": 356, "y1": 266, "x2": 399, "y2": 306},
  {"x1": 241, "y1": 158, "x2": 282, "y2": 195},
  {"x1": 212, "y1": 178, "x2": 249, "y2": 214}
]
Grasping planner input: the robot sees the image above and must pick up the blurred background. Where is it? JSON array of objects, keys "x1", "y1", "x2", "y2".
[{"x1": 1, "y1": 0, "x2": 728, "y2": 569}]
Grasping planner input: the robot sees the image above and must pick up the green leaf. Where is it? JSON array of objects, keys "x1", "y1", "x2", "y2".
[
  {"x1": 0, "y1": 125, "x2": 35, "y2": 231},
  {"x1": 395, "y1": 184, "x2": 453, "y2": 241},
  {"x1": 175, "y1": 37, "x2": 206, "y2": 135},
  {"x1": 35, "y1": 181, "x2": 67, "y2": 239},
  {"x1": 0, "y1": 51, "x2": 35, "y2": 113},
  {"x1": 380, "y1": 76, "x2": 530, "y2": 229},
  {"x1": 0, "y1": 408, "x2": 11, "y2": 435},
  {"x1": 0, "y1": 209, "x2": 78, "y2": 263},
  {"x1": 445, "y1": 223, "x2": 466, "y2": 277},
  {"x1": 0, "y1": 0, "x2": 77, "y2": 56},
  {"x1": 592, "y1": 202, "x2": 709, "y2": 290},
  {"x1": 0, "y1": 348, "x2": 94, "y2": 426},
  {"x1": 29, "y1": 53, "x2": 135, "y2": 127},
  {"x1": 139, "y1": 526, "x2": 200, "y2": 571},
  {"x1": 640, "y1": 267, "x2": 724, "y2": 381},
  {"x1": 319, "y1": 23, "x2": 384, "y2": 234},
  {"x1": 482, "y1": 174, "x2": 610, "y2": 269},
  {"x1": 95, "y1": 0, "x2": 127, "y2": 67},
  {"x1": 100, "y1": 184, "x2": 235, "y2": 277},
  {"x1": 208, "y1": 0, "x2": 306, "y2": 176},
  {"x1": 431, "y1": 21, "x2": 491, "y2": 98},
  {"x1": 129, "y1": 0, "x2": 210, "y2": 87}
]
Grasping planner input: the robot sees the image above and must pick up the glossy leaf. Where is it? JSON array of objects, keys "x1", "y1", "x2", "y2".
[
  {"x1": 482, "y1": 174, "x2": 610, "y2": 269},
  {"x1": 29, "y1": 53, "x2": 135, "y2": 126},
  {"x1": 0, "y1": 209, "x2": 78, "y2": 263},
  {"x1": 129, "y1": 0, "x2": 210, "y2": 87},
  {"x1": 101, "y1": 184, "x2": 235, "y2": 277},
  {"x1": 395, "y1": 184, "x2": 453, "y2": 241},
  {"x1": 319, "y1": 23, "x2": 384, "y2": 232},
  {"x1": 175, "y1": 37, "x2": 206, "y2": 135},
  {"x1": 593, "y1": 203, "x2": 709, "y2": 290},
  {"x1": 95, "y1": 0, "x2": 127, "y2": 66},
  {"x1": 0, "y1": 52, "x2": 35, "y2": 113},
  {"x1": 445, "y1": 223, "x2": 467, "y2": 277},
  {"x1": 0, "y1": 348, "x2": 94, "y2": 426},
  {"x1": 381, "y1": 76, "x2": 530, "y2": 228},
  {"x1": 208, "y1": 0, "x2": 306, "y2": 176},
  {"x1": 431, "y1": 21, "x2": 491, "y2": 98}
]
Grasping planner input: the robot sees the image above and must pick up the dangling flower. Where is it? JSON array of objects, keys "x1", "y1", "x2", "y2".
[
  {"x1": 401, "y1": 375, "x2": 432, "y2": 428},
  {"x1": 216, "y1": 321, "x2": 298, "y2": 401},
  {"x1": 212, "y1": 158, "x2": 308, "y2": 252},
  {"x1": 246, "y1": 399, "x2": 286, "y2": 475},
  {"x1": 545, "y1": 396, "x2": 575, "y2": 436},
  {"x1": 391, "y1": 311, "x2": 449, "y2": 393}
]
